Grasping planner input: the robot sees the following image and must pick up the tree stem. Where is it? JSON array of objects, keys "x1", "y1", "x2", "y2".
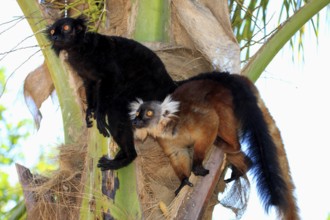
[{"x1": 242, "y1": 0, "x2": 330, "y2": 81}]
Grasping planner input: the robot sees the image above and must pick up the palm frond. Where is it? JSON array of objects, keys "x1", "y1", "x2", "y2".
[{"x1": 229, "y1": 0, "x2": 324, "y2": 61}]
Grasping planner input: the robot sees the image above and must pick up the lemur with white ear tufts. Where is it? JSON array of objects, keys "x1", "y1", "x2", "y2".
[
  {"x1": 46, "y1": 17, "x2": 177, "y2": 170},
  {"x1": 130, "y1": 72, "x2": 299, "y2": 220}
]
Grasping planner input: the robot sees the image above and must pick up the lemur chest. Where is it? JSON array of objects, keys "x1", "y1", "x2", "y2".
[{"x1": 67, "y1": 51, "x2": 102, "y2": 81}]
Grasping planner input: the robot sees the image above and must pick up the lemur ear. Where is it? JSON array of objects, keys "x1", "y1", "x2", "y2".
[
  {"x1": 75, "y1": 15, "x2": 87, "y2": 33},
  {"x1": 161, "y1": 95, "x2": 180, "y2": 118},
  {"x1": 163, "y1": 110, "x2": 170, "y2": 117},
  {"x1": 158, "y1": 95, "x2": 180, "y2": 132},
  {"x1": 129, "y1": 98, "x2": 144, "y2": 119},
  {"x1": 76, "y1": 24, "x2": 84, "y2": 32}
]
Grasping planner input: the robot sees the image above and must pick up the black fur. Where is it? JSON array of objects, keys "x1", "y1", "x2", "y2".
[
  {"x1": 185, "y1": 72, "x2": 289, "y2": 213},
  {"x1": 46, "y1": 17, "x2": 177, "y2": 170}
]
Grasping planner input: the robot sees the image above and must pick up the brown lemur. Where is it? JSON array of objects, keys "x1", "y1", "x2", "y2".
[{"x1": 130, "y1": 72, "x2": 299, "y2": 220}]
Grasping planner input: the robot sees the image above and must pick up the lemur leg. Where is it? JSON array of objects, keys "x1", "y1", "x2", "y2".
[
  {"x1": 97, "y1": 101, "x2": 137, "y2": 170},
  {"x1": 192, "y1": 136, "x2": 216, "y2": 177},
  {"x1": 215, "y1": 135, "x2": 251, "y2": 182},
  {"x1": 192, "y1": 112, "x2": 218, "y2": 176},
  {"x1": 83, "y1": 80, "x2": 98, "y2": 128},
  {"x1": 160, "y1": 141, "x2": 194, "y2": 196},
  {"x1": 212, "y1": 105, "x2": 252, "y2": 182},
  {"x1": 169, "y1": 149, "x2": 194, "y2": 195},
  {"x1": 94, "y1": 81, "x2": 112, "y2": 137}
]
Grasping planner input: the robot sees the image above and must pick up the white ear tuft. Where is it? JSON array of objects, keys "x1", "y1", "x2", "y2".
[
  {"x1": 161, "y1": 95, "x2": 180, "y2": 119},
  {"x1": 129, "y1": 98, "x2": 143, "y2": 120}
]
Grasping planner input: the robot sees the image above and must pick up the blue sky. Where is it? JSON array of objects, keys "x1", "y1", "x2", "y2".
[{"x1": 1, "y1": 2, "x2": 330, "y2": 220}]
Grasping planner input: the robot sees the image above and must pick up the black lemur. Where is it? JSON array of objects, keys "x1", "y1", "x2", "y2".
[
  {"x1": 46, "y1": 17, "x2": 177, "y2": 170},
  {"x1": 130, "y1": 72, "x2": 299, "y2": 219}
]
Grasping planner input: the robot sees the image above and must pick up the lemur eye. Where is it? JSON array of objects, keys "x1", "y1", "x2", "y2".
[
  {"x1": 146, "y1": 110, "x2": 153, "y2": 117},
  {"x1": 50, "y1": 29, "x2": 55, "y2": 35},
  {"x1": 63, "y1": 24, "x2": 71, "y2": 32}
]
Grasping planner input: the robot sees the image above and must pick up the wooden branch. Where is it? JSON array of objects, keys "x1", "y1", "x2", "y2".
[{"x1": 173, "y1": 147, "x2": 225, "y2": 220}]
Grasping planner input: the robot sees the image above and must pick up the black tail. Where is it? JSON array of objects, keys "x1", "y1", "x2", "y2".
[
  {"x1": 228, "y1": 74, "x2": 289, "y2": 213},
  {"x1": 187, "y1": 72, "x2": 290, "y2": 213}
]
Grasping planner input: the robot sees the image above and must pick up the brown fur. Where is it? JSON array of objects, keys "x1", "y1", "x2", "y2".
[
  {"x1": 133, "y1": 80, "x2": 249, "y2": 189},
  {"x1": 131, "y1": 73, "x2": 299, "y2": 219},
  {"x1": 171, "y1": 80, "x2": 247, "y2": 171}
]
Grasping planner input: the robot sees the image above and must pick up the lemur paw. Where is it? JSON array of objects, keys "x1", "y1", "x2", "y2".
[
  {"x1": 97, "y1": 156, "x2": 115, "y2": 171},
  {"x1": 192, "y1": 165, "x2": 209, "y2": 176},
  {"x1": 175, "y1": 178, "x2": 193, "y2": 196}
]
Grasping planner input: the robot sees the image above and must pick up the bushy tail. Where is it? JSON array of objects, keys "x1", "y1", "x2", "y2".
[
  {"x1": 252, "y1": 94, "x2": 299, "y2": 220},
  {"x1": 189, "y1": 72, "x2": 299, "y2": 219}
]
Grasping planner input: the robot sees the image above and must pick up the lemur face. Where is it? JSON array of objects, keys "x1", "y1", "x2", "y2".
[
  {"x1": 129, "y1": 96, "x2": 180, "y2": 138},
  {"x1": 131, "y1": 101, "x2": 163, "y2": 129},
  {"x1": 46, "y1": 17, "x2": 86, "y2": 51}
]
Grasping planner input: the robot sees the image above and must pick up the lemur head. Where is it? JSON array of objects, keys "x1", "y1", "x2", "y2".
[
  {"x1": 129, "y1": 95, "x2": 180, "y2": 141},
  {"x1": 46, "y1": 17, "x2": 87, "y2": 54}
]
